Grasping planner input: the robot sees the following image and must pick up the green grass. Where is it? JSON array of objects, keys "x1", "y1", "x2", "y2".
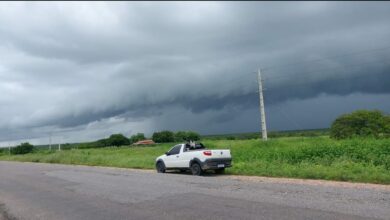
[{"x1": 1, "y1": 137, "x2": 389, "y2": 184}]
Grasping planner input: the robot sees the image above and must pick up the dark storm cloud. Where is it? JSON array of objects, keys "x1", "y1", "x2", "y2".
[{"x1": 0, "y1": 1, "x2": 390, "y2": 144}]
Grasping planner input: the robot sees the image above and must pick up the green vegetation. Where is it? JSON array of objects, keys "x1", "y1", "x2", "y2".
[
  {"x1": 106, "y1": 134, "x2": 130, "y2": 146},
  {"x1": 129, "y1": 133, "x2": 146, "y2": 144},
  {"x1": 0, "y1": 143, "x2": 172, "y2": 169},
  {"x1": 151, "y1": 130, "x2": 200, "y2": 143},
  {"x1": 152, "y1": 130, "x2": 175, "y2": 143},
  {"x1": 174, "y1": 131, "x2": 200, "y2": 141},
  {"x1": 2, "y1": 110, "x2": 389, "y2": 184},
  {"x1": 57, "y1": 133, "x2": 131, "y2": 149},
  {"x1": 10, "y1": 142, "x2": 34, "y2": 155},
  {"x1": 33, "y1": 130, "x2": 201, "y2": 150},
  {"x1": 1, "y1": 137, "x2": 389, "y2": 184},
  {"x1": 330, "y1": 110, "x2": 390, "y2": 139},
  {"x1": 207, "y1": 137, "x2": 390, "y2": 184},
  {"x1": 204, "y1": 129, "x2": 329, "y2": 140}
]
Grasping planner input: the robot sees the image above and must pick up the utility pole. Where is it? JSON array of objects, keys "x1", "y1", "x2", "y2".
[
  {"x1": 58, "y1": 143, "x2": 61, "y2": 151},
  {"x1": 257, "y1": 68, "x2": 268, "y2": 141},
  {"x1": 49, "y1": 133, "x2": 52, "y2": 150},
  {"x1": 8, "y1": 143, "x2": 11, "y2": 155}
]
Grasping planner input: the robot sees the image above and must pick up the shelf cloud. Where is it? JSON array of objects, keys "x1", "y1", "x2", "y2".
[{"x1": 0, "y1": 2, "x2": 389, "y2": 145}]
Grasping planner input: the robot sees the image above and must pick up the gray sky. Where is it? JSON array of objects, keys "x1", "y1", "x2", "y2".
[{"x1": 1, "y1": 2, "x2": 390, "y2": 146}]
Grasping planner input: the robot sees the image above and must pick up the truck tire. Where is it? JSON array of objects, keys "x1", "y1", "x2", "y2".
[
  {"x1": 191, "y1": 163, "x2": 203, "y2": 176},
  {"x1": 215, "y1": 168, "x2": 225, "y2": 174},
  {"x1": 156, "y1": 161, "x2": 166, "y2": 173}
]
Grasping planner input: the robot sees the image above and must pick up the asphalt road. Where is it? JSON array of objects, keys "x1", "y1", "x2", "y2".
[{"x1": 0, "y1": 161, "x2": 389, "y2": 220}]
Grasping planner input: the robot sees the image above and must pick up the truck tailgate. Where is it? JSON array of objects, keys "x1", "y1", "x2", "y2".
[{"x1": 210, "y1": 149, "x2": 231, "y2": 158}]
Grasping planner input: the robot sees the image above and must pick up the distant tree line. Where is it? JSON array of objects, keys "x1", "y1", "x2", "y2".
[
  {"x1": 130, "y1": 133, "x2": 146, "y2": 143},
  {"x1": 76, "y1": 130, "x2": 201, "y2": 148},
  {"x1": 152, "y1": 130, "x2": 200, "y2": 143},
  {"x1": 3, "y1": 142, "x2": 35, "y2": 155},
  {"x1": 91, "y1": 133, "x2": 147, "y2": 148},
  {"x1": 202, "y1": 129, "x2": 330, "y2": 140}
]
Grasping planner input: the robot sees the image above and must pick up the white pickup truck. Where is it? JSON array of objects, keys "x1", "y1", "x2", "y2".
[{"x1": 155, "y1": 143, "x2": 232, "y2": 175}]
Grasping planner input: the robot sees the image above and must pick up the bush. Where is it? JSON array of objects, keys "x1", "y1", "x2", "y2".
[
  {"x1": 186, "y1": 131, "x2": 200, "y2": 141},
  {"x1": 95, "y1": 139, "x2": 109, "y2": 148},
  {"x1": 174, "y1": 131, "x2": 187, "y2": 142},
  {"x1": 11, "y1": 142, "x2": 34, "y2": 155},
  {"x1": 106, "y1": 134, "x2": 130, "y2": 147},
  {"x1": 152, "y1": 131, "x2": 175, "y2": 143},
  {"x1": 130, "y1": 133, "x2": 146, "y2": 144},
  {"x1": 330, "y1": 110, "x2": 390, "y2": 139},
  {"x1": 174, "y1": 131, "x2": 201, "y2": 142},
  {"x1": 385, "y1": 116, "x2": 390, "y2": 137}
]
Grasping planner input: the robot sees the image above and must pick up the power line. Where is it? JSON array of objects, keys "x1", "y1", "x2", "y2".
[
  {"x1": 229, "y1": 45, "x2": 390, "y2": 89},
  {"x1": 264, "y1": 69, "x2": 389, "y2": 90},
  {"x1": 223, "y1": 72, "x2": 258, "y2": 85},
  {"x1": 265, "y1": 97, "x2": 304, "y2": 131},
  {"x1": 262, "y1": 45, "x2": 390, "y2": 71},
  {"x1": 227, "y1": 68, "x2": 387, "y2": 99},
  {"x1": 263, "y1": 59, "x2": 390, "y2": 81},
  {"x1": 233, "y1": 63, "x2": 388, "y2": 100}
]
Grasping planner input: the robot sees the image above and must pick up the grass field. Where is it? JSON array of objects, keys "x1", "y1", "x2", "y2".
[{"x1": 1, "y1": 136, "x2": 389, "y2": 184}]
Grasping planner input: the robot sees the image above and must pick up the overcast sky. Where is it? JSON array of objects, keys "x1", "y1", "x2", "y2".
[{"x1": 1, "y1": 2, "x2": 390, "y2": 146}]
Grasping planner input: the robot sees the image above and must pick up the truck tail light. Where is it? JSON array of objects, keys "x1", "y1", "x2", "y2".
[{"x1": 203, "y1": 151, "x2": 212, "y2": 156}]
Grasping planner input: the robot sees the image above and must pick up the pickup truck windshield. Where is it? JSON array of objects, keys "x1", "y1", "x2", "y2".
[{"x1": 168, "y1": 145, "x2": 181, "y2": 155}]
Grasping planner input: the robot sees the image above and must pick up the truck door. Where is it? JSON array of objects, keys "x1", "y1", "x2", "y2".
[
  {"x1": 177, "y1": 144, "x2": 192, "y2": 168},
  {"x1": 164, "y1": 145, "x2": 182, "y2": 168}
]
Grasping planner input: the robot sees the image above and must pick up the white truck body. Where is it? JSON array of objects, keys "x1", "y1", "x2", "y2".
[{"x1": 155, "y1": 143, "x2": 232, "y2": 175}]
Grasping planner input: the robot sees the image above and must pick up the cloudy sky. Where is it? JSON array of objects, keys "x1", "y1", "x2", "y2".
[{"x1": 1, "y1": 1, "x2": 390, "y2": 146}]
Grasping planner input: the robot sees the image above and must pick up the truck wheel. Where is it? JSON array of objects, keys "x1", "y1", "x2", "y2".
[
  {"x1": 191, "y1": 163, "x2": 203, "y2": 176},
  {"x1": 156, "y1": 162, "x2": 166, "y2": 173},
  {"x1": 215, "y1": 168, "x2": 225, "y2": 174}
]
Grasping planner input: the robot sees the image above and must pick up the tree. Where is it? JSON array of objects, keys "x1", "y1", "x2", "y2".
[
  {"x1": 106, "y1": 134, "x2": 130, "y2": 147},
  {"x1": 174, "y1": 131, "x2": 187, "y2": 142},
  {"x1": 185, "y1": 131, "x2": 200, "y2": 141},
  {"x1": 384, "y1": 115, "x2": 390, "y2": 138},
  {"x1": 152, "y1": 131, "x2": 175, "y2": 143},
  {"x1": 95, "y1": 139, "x2": 108, "y2": 148},
  {"x1": 330, "y1": 110, "x2": 389, "y2": 139},
  {"x1": 130, "y1": 133, "x2": 146, "y2": 144},
  {"x1": 11, "y1": 142, "x2": 34, "y2": 155},
  {"x1": 174, "y1": 131, "x2": 201, "y2": 141}
]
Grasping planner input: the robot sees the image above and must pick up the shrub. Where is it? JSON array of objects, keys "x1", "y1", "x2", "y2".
[
  {"x1": 11, "y1": 142, "x2": 34, "y2": 155},
  {"x1": 174, "y1": 131, "x2": 187, "y2": 142},
  {"x1": 385, "y1": 116, "x2": 390, "y2": 137},
  {"x1": 130, "y1": 133, "x2": 146, "y2": 144},
  {"x1": 106, "y1": 134, "x2": 130, "y2": 147},
  {"x1": 174, "y1": 131, "x2": 201, "y2": 141},
  {"x1": 330, "y1": 110, "x2": 389, "y2": 139},
  {"x1": 186, "y1": 131, "x2": 200, "y2": 141},
  {"x1": 152, "y1": 131, "x2": 175, "y2": 143},
  {"x1": 95, "y1": 139, "x2": 109, "y2": 148}
]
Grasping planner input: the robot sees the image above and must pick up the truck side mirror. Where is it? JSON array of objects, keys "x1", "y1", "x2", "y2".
[{"x1": 165, "y1": 152, "x2": 170, "y2": 156}]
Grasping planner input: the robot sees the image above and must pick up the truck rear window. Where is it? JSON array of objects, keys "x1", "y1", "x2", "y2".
[{"x1": 185, "y1": 143, "x2": 206, "y2": 151}]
